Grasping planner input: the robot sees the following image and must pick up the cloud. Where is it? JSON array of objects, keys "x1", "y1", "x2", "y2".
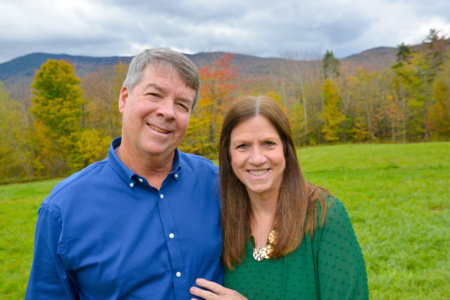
[{"x1": 0, "y1": 0, "x2": 449, "y2": 62}]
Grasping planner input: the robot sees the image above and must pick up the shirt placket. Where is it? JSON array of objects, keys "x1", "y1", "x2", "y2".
[{"x1": 157, "y1": 182, "x2": 187, "y2": 299}]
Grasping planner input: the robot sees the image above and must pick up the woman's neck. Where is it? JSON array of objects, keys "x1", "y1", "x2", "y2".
[{"x1": 249, "y1": 194, "x2": 277, "y2": 248}]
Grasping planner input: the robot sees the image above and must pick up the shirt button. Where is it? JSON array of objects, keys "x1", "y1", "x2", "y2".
[
  {"x1": 138, "y1": 178, "x2": 143, "y2": 183},
  {"x1": 174, "y1": 173, "x2": 178, "y2": 179},
  {"x1": 129, "y1": 182, "x2": 134, "y2": 188},
  {"x1": 160, "y1": 194, "x2": 164, "y2": 199},
  {"x1": 176, "y1": 272, "x2": 181, "y2": 277},
  {"x1": 169, "y1": 233, "x2": 175, "y2": 239}
]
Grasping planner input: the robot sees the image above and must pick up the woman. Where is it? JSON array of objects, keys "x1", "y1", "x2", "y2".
[{"x1": 191, "y1": 96, "x2": 368, "y2": 300}]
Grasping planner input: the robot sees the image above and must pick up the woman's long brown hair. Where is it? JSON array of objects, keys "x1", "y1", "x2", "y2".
[{"x1": 219, "y1": 96, "x2": 328, "y2": 269}]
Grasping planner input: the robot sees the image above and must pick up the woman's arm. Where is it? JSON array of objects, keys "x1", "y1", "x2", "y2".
[{"x1": 315, "y1": 198, "x2": 369, "y2": 300}]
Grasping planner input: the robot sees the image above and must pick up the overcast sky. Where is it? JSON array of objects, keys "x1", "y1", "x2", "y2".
[{"x1": 0, "y1": 0, "x2": 449, "y2": 63}]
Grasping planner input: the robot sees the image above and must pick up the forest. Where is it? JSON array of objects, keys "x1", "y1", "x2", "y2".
[{"x1": 0, "y1": 30, "x2": 448, "y2": 183}]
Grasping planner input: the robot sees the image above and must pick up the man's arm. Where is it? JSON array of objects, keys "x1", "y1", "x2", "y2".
[{"x1": 25, "y1": 205, "x2": 77, "y2": 300}]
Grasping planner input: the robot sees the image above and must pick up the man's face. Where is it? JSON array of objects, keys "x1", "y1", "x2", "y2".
[{"x1": 119, "y1": 65, "x2": 195, "y2": 160}]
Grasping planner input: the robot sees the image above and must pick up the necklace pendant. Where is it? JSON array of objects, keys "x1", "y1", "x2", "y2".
[
  {"x1": 253, "y1": 247, "x2": 267, "y2": 261},
  {"x1": 251, "y1": 229, "x2": 277, "y2": 262}
]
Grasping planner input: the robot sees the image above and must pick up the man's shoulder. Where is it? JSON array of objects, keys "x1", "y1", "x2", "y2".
[
  {"x1": 178, "y1": 151, "x2": 218, "y2": 173},
  {"x1": 43, "y1": 159, "x2": 111, "y2": 206}
]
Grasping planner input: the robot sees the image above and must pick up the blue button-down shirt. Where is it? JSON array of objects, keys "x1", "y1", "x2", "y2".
[{"x1": 26, "y1": 138, "x2": 223, "y2": 299}]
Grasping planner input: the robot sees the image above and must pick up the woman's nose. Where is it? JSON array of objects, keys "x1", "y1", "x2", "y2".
[{"x1": 249, "y1": 147, "x2": 266, "y2": 165}]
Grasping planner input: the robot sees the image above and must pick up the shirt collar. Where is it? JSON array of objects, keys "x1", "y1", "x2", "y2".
[{"x1": 108, "y1": 137, "x2": 182, "y2": 185}]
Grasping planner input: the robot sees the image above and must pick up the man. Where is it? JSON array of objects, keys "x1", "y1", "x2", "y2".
[{"x1": 26, "y1": 48, "x2": 223, "y2": 299}]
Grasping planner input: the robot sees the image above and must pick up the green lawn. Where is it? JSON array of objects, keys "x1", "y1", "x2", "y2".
[{"x1": 1, "y1": 142, "x2": 449, "y2": 299}]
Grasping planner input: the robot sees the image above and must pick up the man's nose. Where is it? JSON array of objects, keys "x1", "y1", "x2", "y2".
[{"x1": 157, "y1": 98, "x2": 176, "y2": 119}]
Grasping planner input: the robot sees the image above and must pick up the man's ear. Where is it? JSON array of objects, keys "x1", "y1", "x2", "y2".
[{"x1": 118, "y1": 86, "x2": 129, "y2": 113}]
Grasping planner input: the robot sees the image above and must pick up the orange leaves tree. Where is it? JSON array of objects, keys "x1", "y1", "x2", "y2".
[{"x1": 181, "y1": 53, "x2": 240, "y2": 157}]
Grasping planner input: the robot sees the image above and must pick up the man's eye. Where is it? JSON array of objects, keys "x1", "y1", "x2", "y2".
[
  {"x1": 177, "y1": 103, "x2": 189, "y2": 112},
  {"x1": 143, "y1": 92, "x2": 160, "y2": 99}
]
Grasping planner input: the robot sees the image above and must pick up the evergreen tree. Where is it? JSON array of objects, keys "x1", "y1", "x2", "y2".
[{"x1": 322, "y1": 50, "x2": 340, "y2": 79}]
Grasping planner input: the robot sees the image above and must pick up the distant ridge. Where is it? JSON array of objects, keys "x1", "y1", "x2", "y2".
[
  {"x1": 0, "y1": 47, "x2": 399, "y2": 83},
  {"x1": 0, "y1": 53, "x2": 132, "y2": 81}
]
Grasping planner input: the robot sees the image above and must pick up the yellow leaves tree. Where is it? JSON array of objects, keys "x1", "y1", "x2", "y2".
[
  {"x1": 427, "y1": 59, "x2": 450, "y2": 138},
  {"x1": 70, "y1": 129, "x2": 112, "y2": 170},
  {"x1": 0, "y1": 82, "x2": 33, "y2": 181},
  {"x1": 321, "y1": 79, "x2": 345, "y2": 142},
  {"x1": 30, "y1": 59, "x2": 85, "y2": 176}
]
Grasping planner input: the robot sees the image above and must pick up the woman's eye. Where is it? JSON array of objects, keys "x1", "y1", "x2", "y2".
[
  {"x1": 264, "y1": 141, "x2": 275, "y2": 147},
  {"x1": 236, "y1": 144, "x2": 247, "y2": 150}
]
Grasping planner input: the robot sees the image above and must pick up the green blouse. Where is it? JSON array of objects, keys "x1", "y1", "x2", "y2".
[{"x1": 223, "y1": 198, "x2": 368, "y2": 300}]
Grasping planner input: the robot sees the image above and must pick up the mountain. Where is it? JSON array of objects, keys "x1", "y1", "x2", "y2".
[
  {"x1": 0, "y1": 53, "x2": 132, "y2": 82},
  {"x1": 341, "y1": 47, "x2": 397, "y2": 73},
  {"x1": 0, "y1": 47, "x2": 399, "y2": 83}
]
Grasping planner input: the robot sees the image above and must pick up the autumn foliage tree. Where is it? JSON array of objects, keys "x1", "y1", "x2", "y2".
[
  {"x1": 75, "y1": 62, "x2": 128, "y2": 168},
  {"x1": 82, "y1": 62, "x2": 126, "y2": 138},
  {"x1": 0, "y1": 82, "x2": 33, "y2": 181},
  {"x1": 180, "y1": 53, "x2": 240, "y2": 156},
  {"x1": 321, "y1": 79, "x2": 345, "y2": 142},
  {"x1": 427, "y1": 56, "x2": 450, "y2": 137},
  {"x1": 392, "y1": 30, "x2": 450, "y2": 140},
  {"x1": 30, "y1": 59, "x2": 85, "y2": 176},
  {"x1": 0, "y1": 31, "x2": 447, "y2": 184}
]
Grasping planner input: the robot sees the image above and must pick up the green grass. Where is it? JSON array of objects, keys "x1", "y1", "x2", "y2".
[
  {"x1": 1, "y1": 142, "x2": 449, "y2": 299},
  {"x1": 0, "y1": 179, "x2": 62, "y2": 298},
  {"x1": 299, "y1": 142, "x2": 449, "y2": 299}
]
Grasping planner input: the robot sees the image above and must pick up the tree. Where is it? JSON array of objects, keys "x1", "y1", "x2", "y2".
[
  {"x1": 322, "y1": 50, "x2": 340, "y2": 79},
  {"x1": 395, "y1": 43, "x2": 412, "y2": 65},
  {"x1": 427, "y1": 55, "x2": 450, "y2": 138},
  {"x1": 30, "y1": 59, "x2": 85, "y2": 176},
  {"x1": 0, "y1": 82, "x2": 33, "y2": 181},
  {"x1": 321, "y1": 79, "x2": 345, "y2": 142},
  {"x1": 82, "y1": 62, "x2": 126, "y2": 138},
  {"x1": 280, "y1": 50, "x2": 323, "y2": 145},
  {"x1": 392, "y1": 30, "x2": 449, "y2": 141},
  {"x1": 180, "y1": 53, "x2": 240, "y2": 157}
]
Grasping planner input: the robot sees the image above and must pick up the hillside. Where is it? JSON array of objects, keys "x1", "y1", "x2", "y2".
[
  {"x1": 0, "y1": 46, "x2": 398, "y2": 84},
  {"x1": 0, "y1": 53, "x2": 131, "y2": 82}
]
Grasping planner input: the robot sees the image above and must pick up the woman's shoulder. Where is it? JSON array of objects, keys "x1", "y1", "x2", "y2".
[
  {"x1": 325, "y1": 196, "x2": 346, "y2": 216},
  {"x1": 313, "y1": 196, "x2": 355, "y2": 235}
]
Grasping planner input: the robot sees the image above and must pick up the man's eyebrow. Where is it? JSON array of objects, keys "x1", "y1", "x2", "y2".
[
  {"x1": 143, "y1": 83, "x2": 164, "y2": 91},
  {"x1": 143, "y1": 83, "x2": 194, "y2": 106}
]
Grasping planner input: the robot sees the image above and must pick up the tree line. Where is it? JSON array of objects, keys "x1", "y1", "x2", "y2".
[{"x1": 0, "y1": 30, "x2": 448, "y2": 183}]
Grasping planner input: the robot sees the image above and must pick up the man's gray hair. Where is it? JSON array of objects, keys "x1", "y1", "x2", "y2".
[{"x1": 123, "y1": 48, "x2": 200, "y2": 109}]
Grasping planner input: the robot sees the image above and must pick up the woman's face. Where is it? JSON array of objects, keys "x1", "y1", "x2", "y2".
[{"x1": 229, "y1": 115, "x2": 285, "y2": 200}]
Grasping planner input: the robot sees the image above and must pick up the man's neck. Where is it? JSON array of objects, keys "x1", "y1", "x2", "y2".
[{"x1": 116, "y1": 144, "x2": 174, "y2": 190}]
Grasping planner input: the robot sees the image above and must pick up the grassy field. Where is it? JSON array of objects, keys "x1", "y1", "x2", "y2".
[{"x1": 1, "y1": 142, "x2": 448, "y2": 299}]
